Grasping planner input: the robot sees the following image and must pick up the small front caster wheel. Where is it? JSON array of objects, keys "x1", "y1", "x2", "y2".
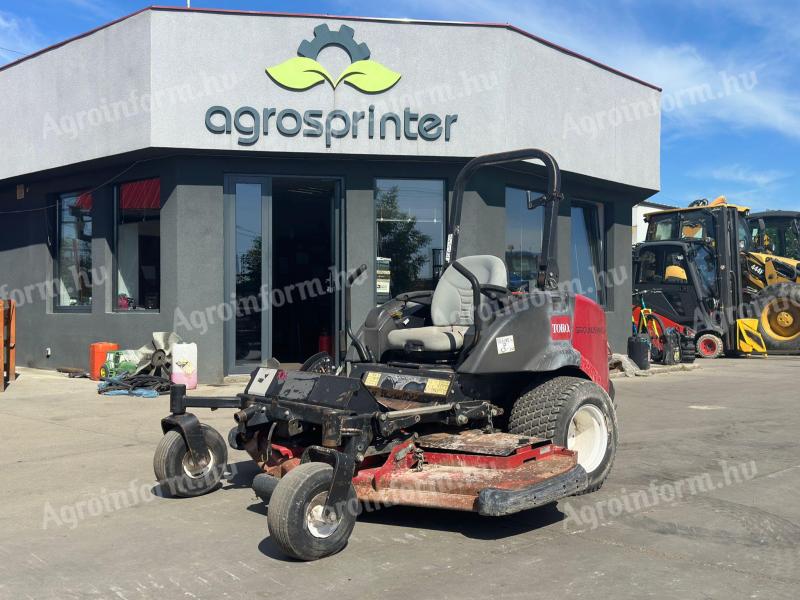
[
  {"x1": 267, "y1": 463, "x2": 358, "y2": 561},
  {"x1": 153, "y1": 424, "x2": 228, "y2": 497}
]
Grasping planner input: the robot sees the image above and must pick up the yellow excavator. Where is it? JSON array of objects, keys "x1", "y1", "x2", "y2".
[{"x1": 636, "y1": 196, "x2": 800, "y2": 354}]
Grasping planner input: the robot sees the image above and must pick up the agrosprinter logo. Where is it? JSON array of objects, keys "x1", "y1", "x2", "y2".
[
  {"x1": 204, "y1": 24, "x2": 457, "y2": 148},
  {"x1": 266, "y1": 24, "x2": 401, "y2": 93}
]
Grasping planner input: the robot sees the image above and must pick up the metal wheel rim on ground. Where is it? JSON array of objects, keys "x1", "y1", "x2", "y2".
[
  {"x1": 306, "y1": 492, "x2": 341, "y2": 539},
  {"x1": 181, "y1": 449, "x2": 214, "y2": 479},
  {"x1": 567, "y1": 404, "x2": 608, "y2": 474},
  {"x1": 761, "y1": 300, "x2": 800, "y2": 341}
]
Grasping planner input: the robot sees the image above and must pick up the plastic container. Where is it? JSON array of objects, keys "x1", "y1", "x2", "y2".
[
  {"x1": 627, "y1": 334, "x2": 650, "y2": 370},
  {"x1": 89, "y1": 342, "x2": 119, "y2": 381},
  {"x1": 171, "y1": 342, "x2": 198, "y2": 390}
]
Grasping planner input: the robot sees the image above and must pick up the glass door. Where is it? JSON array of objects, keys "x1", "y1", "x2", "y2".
[
  {"x1": 224, "y1": 175, "x2": 343, "y2": 374},
  {"x1": 224, "y1": 176, "x2": 272, "y2": 373}
]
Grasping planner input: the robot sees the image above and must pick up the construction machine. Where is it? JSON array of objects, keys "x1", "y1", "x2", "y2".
[
  {"x1": 749, "y1": 210, "x2": 800, "y2": 261},
  {"x1": 634, "y1": 196, "x2": 800, "y2": 355}
]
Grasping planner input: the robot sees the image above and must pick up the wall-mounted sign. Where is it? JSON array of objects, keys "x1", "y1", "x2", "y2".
[{"x1": 205, "y1": 24, "x2": 458, "y2": 148}]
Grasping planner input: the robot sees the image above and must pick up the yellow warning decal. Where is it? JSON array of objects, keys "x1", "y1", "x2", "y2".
[
  {"x1": 363, "y1": 372, "x2": 381, "y2": 387},
  {"x1": 736, "y1": 318, "x2": 767, "y2": 354},
  {"x1": 424, "y1": 378, "x2": 450, "y2": 396}
]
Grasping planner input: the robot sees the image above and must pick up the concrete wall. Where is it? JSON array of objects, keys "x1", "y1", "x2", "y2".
[
  {"x1": 0, "y1": 11, "x2": 152, "y2": 181},
  {"x1": 0, "y1": 152, "x2": 644, "y2": 381},
  {"x1": 0, "y1": 7, "x2": 660, "y2": 193},
  {"x1": 0, "y1": 159, "x2": 177, "y2": 375}
]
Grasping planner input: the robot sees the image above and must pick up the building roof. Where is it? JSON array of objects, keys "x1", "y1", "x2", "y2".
[
  {"x1": 0, "y1": 5, "x2": 661, "y2": 91},
  {"x1": 637, "y1": 200, "x2": 676, "y2": 210}
]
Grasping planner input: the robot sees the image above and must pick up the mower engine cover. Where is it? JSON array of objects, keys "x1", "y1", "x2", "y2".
[{"x1": 458, "y1": 290, "x2": 611, "y2": 393}]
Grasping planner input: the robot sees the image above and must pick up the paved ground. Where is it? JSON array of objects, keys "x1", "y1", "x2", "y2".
[{"x1": 0, "y1": 358, "x2": 798, "y2": 600}]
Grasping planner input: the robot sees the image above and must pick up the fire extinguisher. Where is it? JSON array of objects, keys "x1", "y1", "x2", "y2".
[{"x1": 318, "y1": 328, "x2": 332, "y2": 355}]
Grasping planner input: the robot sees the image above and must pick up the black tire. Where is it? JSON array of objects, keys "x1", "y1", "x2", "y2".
[
  {"x1": 755, "y1": 284, "x2": 800, "y2": 351},
  {"x1": 153, "y1": 424, "x2": 228, "y2": 497},
  {"x1": 252, "y1": 473, "x2": 280, "y2": 502},
  {"x1": 696, "y1": 333, "x2": 724, "y2": 359},
  {"x1": 267, "y1": 463, "x2": 358, "y2": 561},
  {"x1": 508, "y1": 376, "x2": 617, "y2": 494}
]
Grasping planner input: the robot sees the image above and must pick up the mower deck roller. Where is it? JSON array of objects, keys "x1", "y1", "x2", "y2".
[{"x1": 153, "y1": 148, "x2": 618, "y2": 561}]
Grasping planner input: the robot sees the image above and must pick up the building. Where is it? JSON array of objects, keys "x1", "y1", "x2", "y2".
[
  {"x1": 0, "y1": 6, "x2": 661, "y2": 382},
  {"x1": 633, "y1": 200, "x2": 676, "y2": 243}
]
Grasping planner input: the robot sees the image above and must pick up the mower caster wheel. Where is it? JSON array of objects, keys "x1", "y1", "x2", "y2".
[
  {"x1": 153, "y1": 424, "x2": 228, "y2": 498},
  {"x1": 252, "y1": 473, "x2": 280, "y2": 503},
  {"x1": 267, "y1": 463, "x2": 358, "y2": 561}
]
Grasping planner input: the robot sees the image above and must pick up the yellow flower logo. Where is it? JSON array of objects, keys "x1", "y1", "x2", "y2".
[{"x1": 266, "y1": 24, "x2": 401, "y2": 94}]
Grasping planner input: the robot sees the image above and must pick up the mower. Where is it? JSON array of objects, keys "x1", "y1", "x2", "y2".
[{"x1": 153, "y1": 149, "x2": 618, "y2": 561}]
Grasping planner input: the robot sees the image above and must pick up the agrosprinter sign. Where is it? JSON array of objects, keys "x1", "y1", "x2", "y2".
[{"x1": 204, "y1": 24, "x2": 458, "y2": 148}]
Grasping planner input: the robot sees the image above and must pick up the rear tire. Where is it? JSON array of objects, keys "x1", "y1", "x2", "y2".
[
  {"x1": 756, "y1": 284, "x2": 800, "y2": 351},
  {"x1": 267, "y1": 463, "x2": 358, "y2": 561},
  {"x1": 696, "y1": 333, "x2": 724, "y2": 359},
  {"x1": 508, "y1": 376, "x2": 617, "y2": 494},
  {"x1": 153, "y1": 424, "x2": 227, "y2": 497}
]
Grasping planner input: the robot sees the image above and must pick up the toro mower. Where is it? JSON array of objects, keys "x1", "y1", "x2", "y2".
[{"x1": 153, "y1": 149, "x2": 618, "y2": 561}]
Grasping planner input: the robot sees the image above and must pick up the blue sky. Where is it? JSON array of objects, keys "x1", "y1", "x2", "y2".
[{"x1": 1, "y1": 0, "x2": 798, "y2": 210}]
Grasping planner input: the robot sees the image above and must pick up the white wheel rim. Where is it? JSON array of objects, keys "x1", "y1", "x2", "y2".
[
  {"x1": 306, "y1": 492, "x2": 341, "y2": 539},
  {"x1": 182, "y1": 450, "x2": 214, "y2": 479},
  {"x1": 567, "y1": 404, "x2": 608, "y2": 474}
]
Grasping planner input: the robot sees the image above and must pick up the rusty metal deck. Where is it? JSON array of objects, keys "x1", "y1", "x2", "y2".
[{"x1": 416, "y1": 430, "x2": 548, "y2": 456}]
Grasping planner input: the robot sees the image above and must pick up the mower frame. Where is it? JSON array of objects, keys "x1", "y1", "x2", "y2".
[{"x1": 154, "y1": 148, "x2": 614, "y2": 560}]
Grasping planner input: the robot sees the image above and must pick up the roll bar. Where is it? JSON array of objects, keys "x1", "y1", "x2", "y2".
[{"x1": 444, "y1": 149, "x2": 563, "y2": 290}]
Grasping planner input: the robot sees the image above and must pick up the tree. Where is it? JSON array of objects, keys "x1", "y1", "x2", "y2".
[{"x1": 376, "y1": 187, "x2": 433, "y2": 294}]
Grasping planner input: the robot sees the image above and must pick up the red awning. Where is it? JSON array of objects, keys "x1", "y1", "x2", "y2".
[
  {"x1": 120, "y1": 178, "x2": 160, "y2": 210},
  {"x1": 74, "y1": 192, "x2": 93, "y2": 210}
]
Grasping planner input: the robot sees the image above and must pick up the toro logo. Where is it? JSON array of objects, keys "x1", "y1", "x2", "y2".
[{"x1": 550, "y1": 317, "x2": 572, "y2": 341}]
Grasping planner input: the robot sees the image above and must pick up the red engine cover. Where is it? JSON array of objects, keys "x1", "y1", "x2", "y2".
[{"x1": 568, "y1": 295, "x2": 610, "y2": 393}]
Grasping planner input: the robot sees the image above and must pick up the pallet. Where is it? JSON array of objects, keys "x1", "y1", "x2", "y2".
[{"x1": 1, "y1": 300, "x2": 16, "y2": 392}]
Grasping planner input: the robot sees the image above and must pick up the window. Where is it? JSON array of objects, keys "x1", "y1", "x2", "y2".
[
  {"x1": 637, "y1": 248, "x2": 686, "y2": 285},
  {"x1": 693, "y1": 245, "x2": 717, "y2": 295},
  {"x1": 571, "y1": 201, "x2": 605, "y2": 305},
  {"x1": 784, "y1": 222, "x2": 800, "y2": 257},
  {"x1": 649, "y1": 216, "x2": 675, "y2": 241},
  {"x1": 736, "y1": 218, "x2": 752, "y2": 252},
  {"x1": 56, "y1": 191, "x2": 93, "y2": 309},
  {"x1": 115, "y1": 178, "x2": 161, "y2": 311},
  {"x1": 375, "y1": 179, "x2": 445, "y2": 300},
  {"x1": 505, "y1": 187, "x2": 544, "y2": 292}
]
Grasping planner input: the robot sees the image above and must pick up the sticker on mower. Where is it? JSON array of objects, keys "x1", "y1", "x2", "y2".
[
  {"x1": 362, "y1": 371, "x2": 451, "y2": 396},
  {"x1": 550, "y1": 317, "x2": 572, "y2": 341},
  {"x1": 246, "y1": 367, "x2": 279, "y2": 396},
  {"x1": 495, "y1": 335, "x2": 516, "y2": 354}
]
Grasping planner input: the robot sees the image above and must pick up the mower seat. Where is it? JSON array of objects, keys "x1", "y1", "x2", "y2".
[{"x1": 387, "y1": 255, "x2": 508, "y2": 353}]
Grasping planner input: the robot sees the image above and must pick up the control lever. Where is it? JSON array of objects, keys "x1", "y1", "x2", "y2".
[{"x1": 345, "y1": 264, "x2": 373, "y2": 362}]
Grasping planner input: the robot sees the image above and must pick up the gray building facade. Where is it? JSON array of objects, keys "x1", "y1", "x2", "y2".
[{"x1": 0, "y1": 7, "x2": 661, "y2": 382}]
